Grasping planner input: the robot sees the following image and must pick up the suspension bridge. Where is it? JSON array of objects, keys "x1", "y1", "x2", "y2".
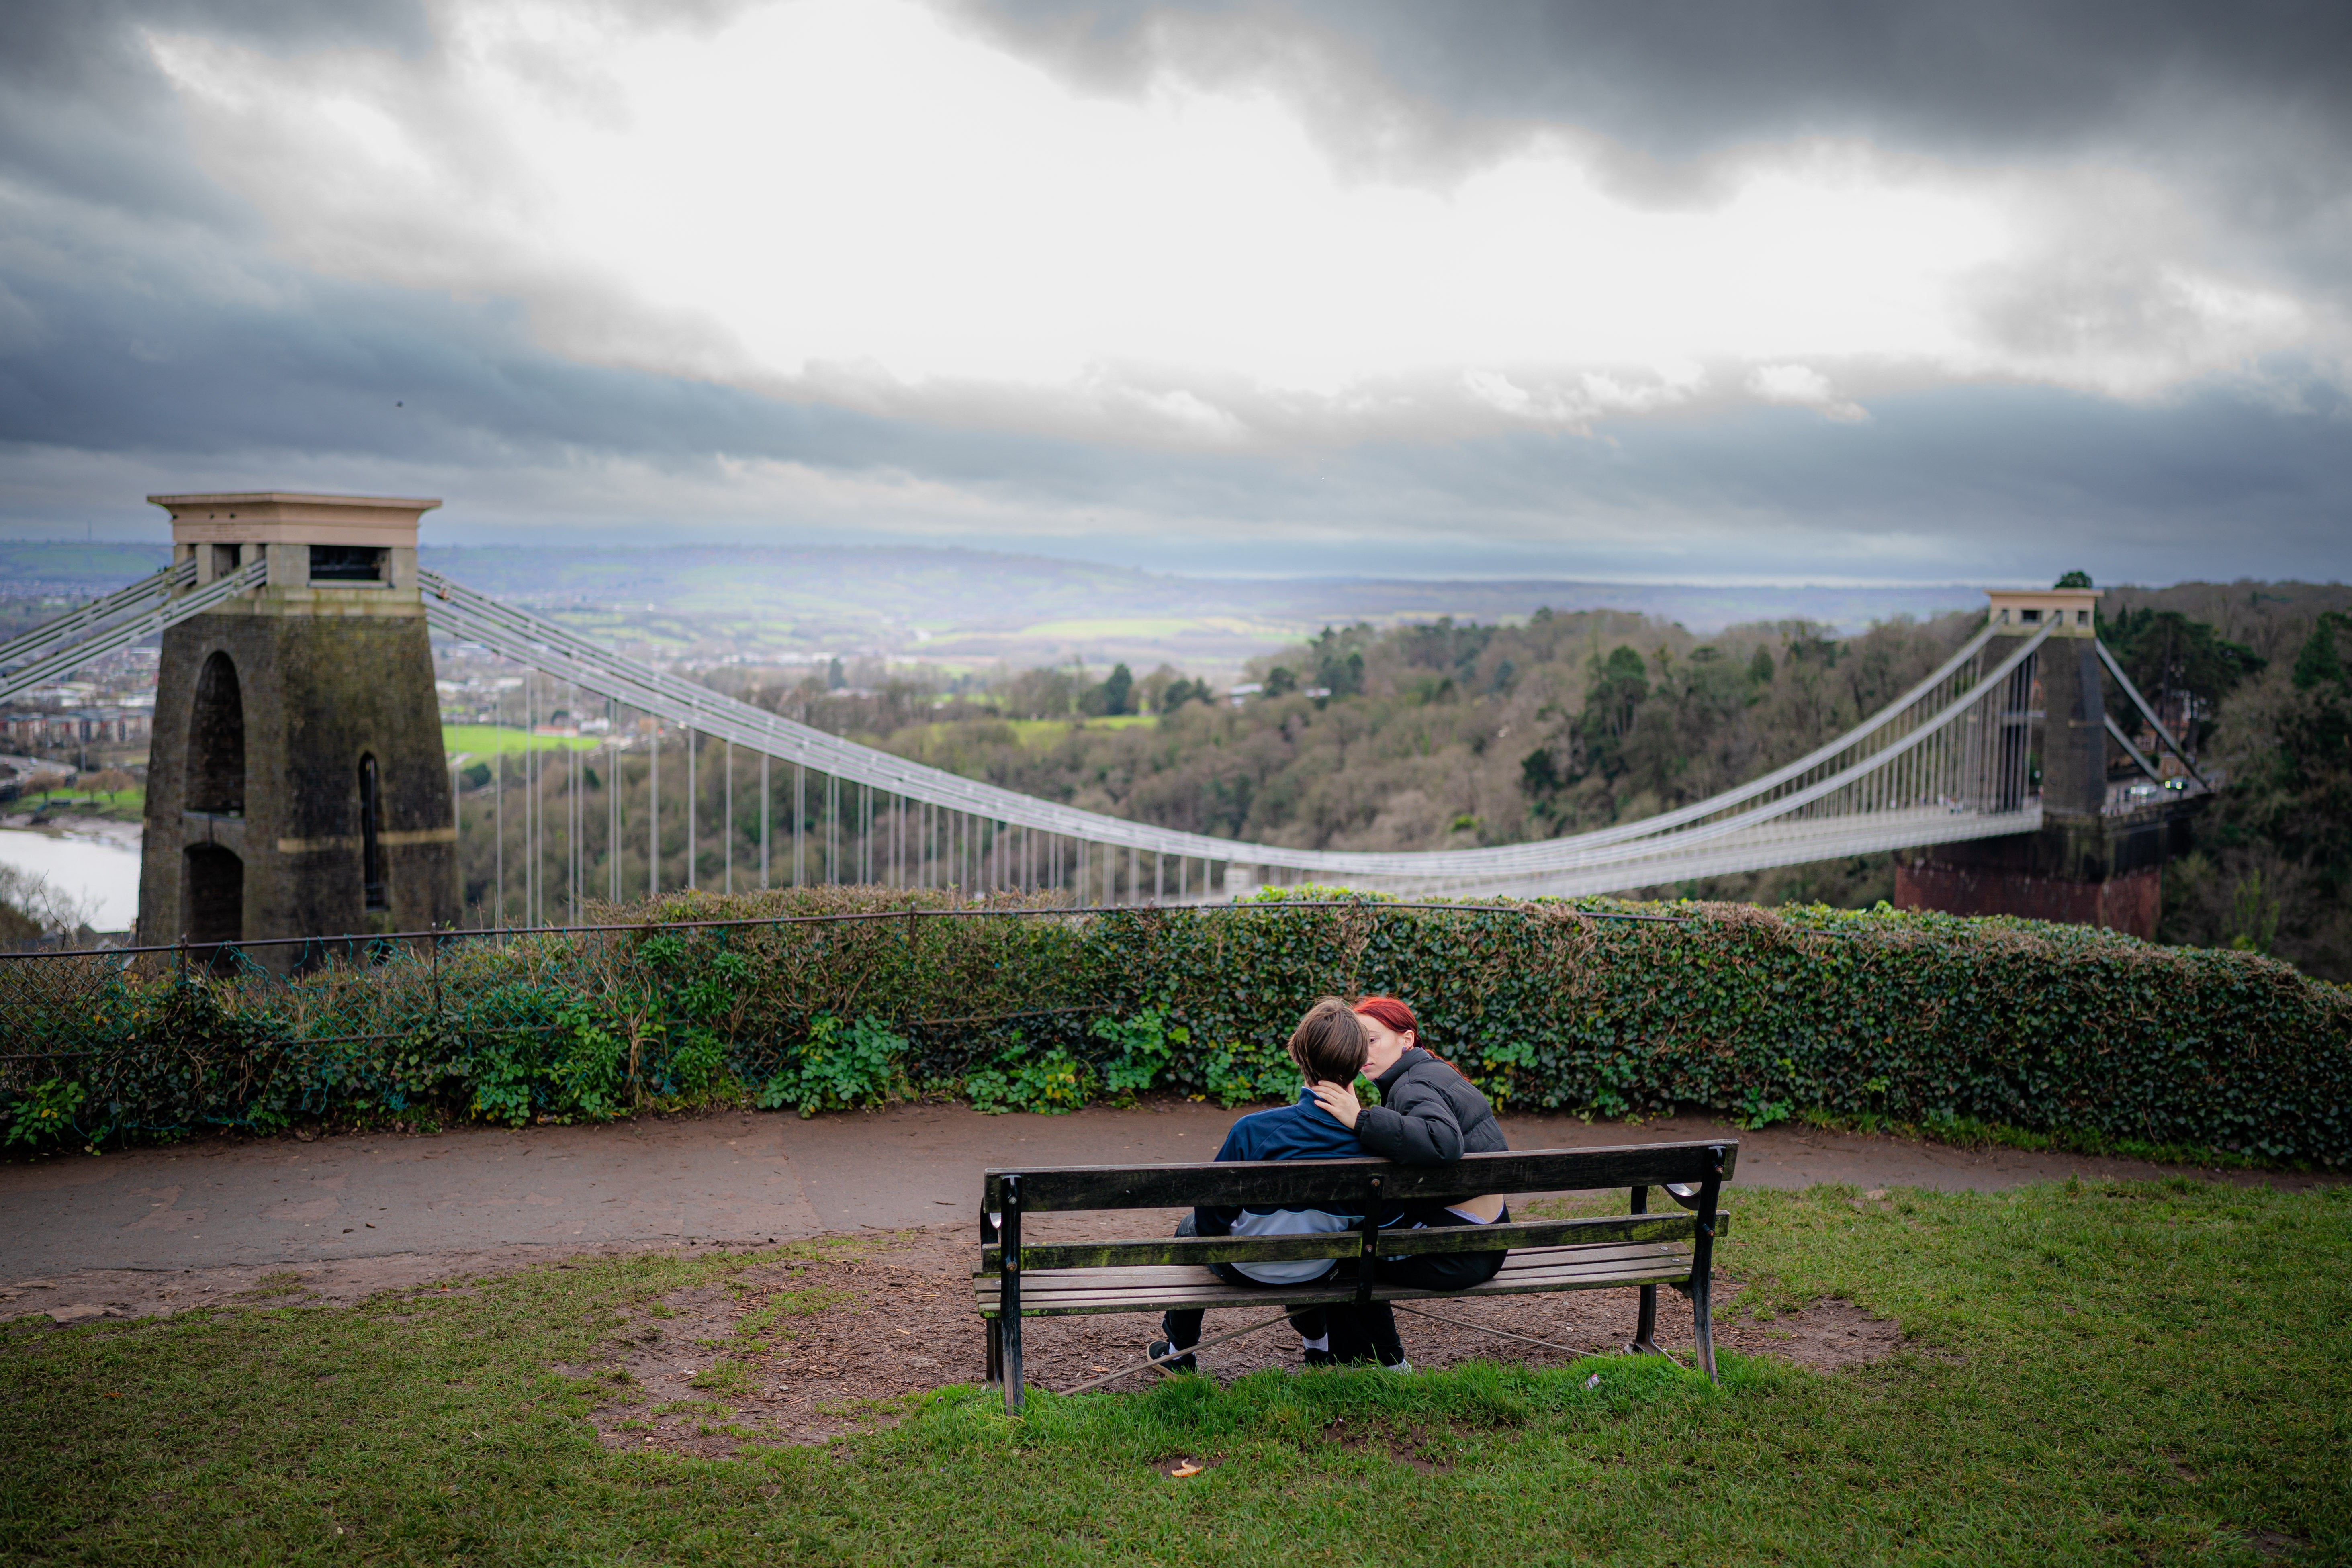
[{"x1": 0, "y1": 494, "x2": 2213, "y2": 935}]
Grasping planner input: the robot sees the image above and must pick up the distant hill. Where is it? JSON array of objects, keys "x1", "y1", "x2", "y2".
[
  {"x1": 0, "y1": 539, "x2": 1991, "y2": 675},
  {"x1": 417, "y1": 545, "x2": 1988, "y2": 674}
]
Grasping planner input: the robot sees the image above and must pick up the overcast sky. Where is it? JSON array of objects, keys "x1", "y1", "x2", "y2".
[{"x1": 2, "y1": 0, "x2": 2346, "y2": 584}]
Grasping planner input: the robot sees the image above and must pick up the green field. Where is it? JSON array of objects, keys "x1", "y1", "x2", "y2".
[
  {"x1": 11, "y1": 784, "x2": 144, "y2": 822},
  {"x1": 899, "y1": 715, "x2": 1163, "y2": 749},
  {"x1": 3, "y1": 1176, "x2": 2342, "y2": 1565},
  {"x1": 441, "y1": 725, "x2": 605, "y2": 758},
  {"x1": 1007, "y1": 715, "x2": 1160, "y2": 743}
]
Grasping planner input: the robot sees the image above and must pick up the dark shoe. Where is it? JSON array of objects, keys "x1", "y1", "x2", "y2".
[
  {"x1": 1145, "y1": 1339, "x2": 1198, "y2": 1375},
  {"x1": 1301, "y1": 1347, "x2": 1338, "y2": 1368}
]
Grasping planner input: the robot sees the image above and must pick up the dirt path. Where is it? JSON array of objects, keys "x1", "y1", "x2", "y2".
[{"x1": 1, "y1": 1100, "x2": 2323, "y2": 1327}]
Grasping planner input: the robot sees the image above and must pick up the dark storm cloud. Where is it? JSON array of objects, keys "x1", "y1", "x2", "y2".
[
  {"x1": 959, "y1": 0, "x2": 2352, "y2": 167},
  {"x1": 0, "y1": 1, "x2": 432, "y2": 228},
  {"x1": 957, "y1": 0, "x2": 2352, "y2": 296}
]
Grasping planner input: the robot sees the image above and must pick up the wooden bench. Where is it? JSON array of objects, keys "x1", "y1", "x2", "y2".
[{"x1": 976, "y1": 1139, "x2": 1735, "y2": 1411}]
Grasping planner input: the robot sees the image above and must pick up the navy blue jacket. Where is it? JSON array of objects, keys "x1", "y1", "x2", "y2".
[{"x1": 1194, "y1": 1091, "x2": 1401, "y2": 1282}]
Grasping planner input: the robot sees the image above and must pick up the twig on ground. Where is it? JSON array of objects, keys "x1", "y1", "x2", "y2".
[
  {"x1": 1390, "y1": 1302, "x2": 1646, "y2": 1363},
  {"x1": 1056, "y1": 1311, "x2": 1297, "y2": 1396}
]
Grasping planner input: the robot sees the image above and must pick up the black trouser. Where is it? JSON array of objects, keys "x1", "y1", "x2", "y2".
[
  {"x1": 1159, "y1": 1212, "x2": 1336, "y2": 1353},
  {"x1": 1329, "y1": 1206, "x2": 1514, "y2": 1365},
  {"x1": 1160, "y1": 1208, "x2": 1510, "y2": 1362}
]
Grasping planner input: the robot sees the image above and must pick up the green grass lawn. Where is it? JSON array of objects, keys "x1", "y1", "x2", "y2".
[
  {"x1": 17, "y1": 785, "x2": 143, "y2": 820},
  {"x1": 4, "y1": 1178, "x2": 2345, "y2": 1565},
  {"x1": 441, "y1": 725, "x2": 606, "y2": 758}
]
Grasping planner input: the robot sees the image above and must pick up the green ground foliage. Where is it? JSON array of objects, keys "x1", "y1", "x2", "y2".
[
  {"x1": 4, "y1": 888, "x2": 2344, "y2": 1164},
  {"x1": 2, "y1": 1179, "x2": 2344, "y2": 1564}
]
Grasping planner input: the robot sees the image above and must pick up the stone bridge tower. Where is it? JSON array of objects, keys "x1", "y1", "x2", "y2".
[
  {"x1": 1895, "y1": 585, "x2": 2197, "y2": 938},
  {"x1": 137, "y1": 493, "x2": 458, "y2": 956}
]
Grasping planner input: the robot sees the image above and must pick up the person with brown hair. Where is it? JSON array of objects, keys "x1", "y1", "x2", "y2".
[{"x1": 1145, "y1": 998, "x2": 1409, "y2": 1374}]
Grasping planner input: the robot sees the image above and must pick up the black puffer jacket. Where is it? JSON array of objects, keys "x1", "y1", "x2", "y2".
[{"x1": 1354, "y1": 1048, "x2": 1508, "y2": 1165}]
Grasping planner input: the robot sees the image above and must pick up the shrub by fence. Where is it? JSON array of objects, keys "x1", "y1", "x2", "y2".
[{"x1": 2, "y1": 886, "x2": 2345, "y2": 1165}]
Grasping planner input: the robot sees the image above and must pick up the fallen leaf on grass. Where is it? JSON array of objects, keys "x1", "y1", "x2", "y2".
[{"x1": 1168, "y1": 1461, "x2": 1203, "y2": 1479}]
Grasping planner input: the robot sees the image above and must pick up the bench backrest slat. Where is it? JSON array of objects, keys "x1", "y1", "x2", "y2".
[{"x1": 982, "y1": 1140, "x2": 1735, "y2": 1212}]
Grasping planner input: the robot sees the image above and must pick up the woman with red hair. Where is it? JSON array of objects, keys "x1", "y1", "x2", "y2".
[{"x1": 1306, "y1": 995, "x2": 1513, "y2": 1368}]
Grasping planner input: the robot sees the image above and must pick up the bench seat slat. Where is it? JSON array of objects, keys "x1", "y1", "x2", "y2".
[
  {"x1": 984, "y1": 1141, "x2": 1737, "y2": 1212},
  {"x1": 982, "y1": 1237, "x2": 1689, "y2": 1287},
  {"x1": 975, "y1": 1242, "x2": 1696, "y2": 1318},
  {"x1": 988, "y1": 1265, "x2": 1689, "y2": 1311},
  {"x1": 980, "y1": 1211, "x2": 1710, "y2": 1273}
]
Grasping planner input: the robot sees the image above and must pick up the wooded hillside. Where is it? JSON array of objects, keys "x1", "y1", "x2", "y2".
[{"x1": 741, "y1": 580, "x2": 2352, "y2": 978}]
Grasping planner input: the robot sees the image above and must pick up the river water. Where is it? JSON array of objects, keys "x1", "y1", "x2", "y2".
[{"x1": 0, "y1": 820, "x2": 143, "y2": 930}]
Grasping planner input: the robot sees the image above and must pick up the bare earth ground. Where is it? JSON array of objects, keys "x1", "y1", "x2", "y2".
[{"x1": 554, "y1": 1223, "x2": 1907, "y2": 1456}]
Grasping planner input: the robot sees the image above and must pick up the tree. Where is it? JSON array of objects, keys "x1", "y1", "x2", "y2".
[
  {"x1": 1159, "y1": 678, "x2": 1207, "y2": 711},
  {"x1": 1136, "y1": 663, "x2": 1183, "y2": 714},
  {"x1": 998, "y1": 666, "x2": 1080, "y2": 720},
  {"x1": 1308, "y1": 624, "x2": 1371, "y2": 696},
  {"x1": 1573, "y1": 645, "x2": 1650, "y2": 781},
  {"x1": 1080, "y1": 662, "x2": 1137, "y2": 717},
  {"x1": 2101, "y1": 607, "x2": 2266, "y2": 748},
  {"x1": 2165, "y1": 612, "x2": 2352, "y2": 978},
  {"x1": 2292, "y1": 611, "x2": 2347, "y2": 692}
]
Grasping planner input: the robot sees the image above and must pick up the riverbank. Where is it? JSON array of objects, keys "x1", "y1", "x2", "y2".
[{"x1": 0, "y1": 811, "x2": 141, "y2": 930}]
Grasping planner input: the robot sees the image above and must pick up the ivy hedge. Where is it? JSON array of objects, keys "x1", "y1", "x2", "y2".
[{"x1": 2, "y1": 885, "x2": 2345, "y2": 1165}]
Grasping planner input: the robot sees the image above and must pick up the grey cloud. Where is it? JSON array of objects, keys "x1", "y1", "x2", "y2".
[
  {"x1": 4, "y1": 189, "x2": 2345, "y2": 589},
  {"x1": 0, "y1": 1, "x2": 431, "y2": 227},
  {"x1": 960, "y1": 1, "x2": 2352, "y2": 165},
  {"x1": 0, "y1": 0, "x2": 2343, "y2": 589},
  {"x1": 957, "y1": 0, "x2": 2352, "y2": 294}
]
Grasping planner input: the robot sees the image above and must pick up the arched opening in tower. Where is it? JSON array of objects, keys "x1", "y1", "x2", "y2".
[
  {"x1": 359, "y1": 752, "x2": 387, "y2": 910},
  {"x1": 185, "y1": 844, "x2": 243, "y2": 944},
  {"x1": 188, "y1": 651, "x2": 245, "y2": 814}
]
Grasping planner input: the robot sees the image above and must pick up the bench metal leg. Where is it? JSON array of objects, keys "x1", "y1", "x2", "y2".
[
  {"x1": 1690, "y1": 1271, "x2": 1716, "y2": 1382},
  {"x1": 1002, "y1": 1309, "x2": 1025, "y2": 1413},
  {"x1": 986, "y1": 1315, "x2": 1004, "y2": 1385},
  {"x1": 1000, "y1": 1175, "x2": 1025, "y2": 1414},
  {"x1": 1691, "y1": 1152, "x2": 1724, "y2": 1384},
  {"x1": 1627, "y1": 1184, "x2": 1663, "y2": 1356}
]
